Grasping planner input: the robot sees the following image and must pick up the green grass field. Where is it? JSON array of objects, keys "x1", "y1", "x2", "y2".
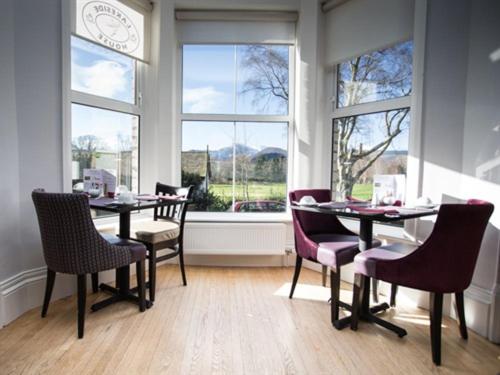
[
  {"x1": 351, "y1": 184, "x2": 373, "y2": 201},
  {"x1": 208, "y1": 182, "x2": 373, "y2": 202},
  {"x1": 209, "y1": 183, "x2": 286, "y2": 202}
]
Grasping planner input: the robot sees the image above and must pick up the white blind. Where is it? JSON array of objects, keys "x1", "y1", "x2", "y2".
[
  {"x1": 325, "y1": 0, "x2": 414, "y2": 64},
  {"x1": 73, "y1": 0, "x2": 151, "y2": 61},
  {"x1": 176, "y1": 11, "x2": 297, "y2": 45}
]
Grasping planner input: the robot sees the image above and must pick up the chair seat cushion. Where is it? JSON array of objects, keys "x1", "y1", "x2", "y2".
[
  {"x1": 130, "y1": 220, "x2": 180, "y2": 244},
  {"x1": 309, "y1": 234, "x2": 360, "y2": 268},
  {"x1": 101, "y1": 233, "x2": 147, "y2": 262},
  {"x1": 354, "y1": 242, "x2": 418, "y2": 278}
]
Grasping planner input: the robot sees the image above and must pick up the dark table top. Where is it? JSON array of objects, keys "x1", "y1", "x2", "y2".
[
  {"x1": 89, "y1": 196, "x2": 191, "y2": 214},
  {"x1": 290, "y1": 204, "x2": 438, "y2": 223}
]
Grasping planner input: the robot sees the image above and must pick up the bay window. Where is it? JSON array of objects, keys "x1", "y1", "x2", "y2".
[{"x1": 331, "y1": 41, "x2": 413, "y2": 201}]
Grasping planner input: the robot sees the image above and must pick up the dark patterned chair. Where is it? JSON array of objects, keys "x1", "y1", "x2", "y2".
[
  {"x1": 32, "y1": 189, "x2": 147, "y2": 339},
  {"x1": 289, "y1": 189, "x2": 382, "y2": 326},
  {"x1": 128, "y1": 183, "x2": 193, "y2": 301},
  {"x1": 351, "y1": 199, "x2": 494, "y2": 365}
]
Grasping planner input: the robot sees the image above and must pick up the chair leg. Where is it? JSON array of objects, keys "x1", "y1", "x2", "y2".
[
  {"x1": 351, "y1": 273, "x2": 365, "y2": 331},
  {"x1": 148, "y1": 247, "x2": 157, "y2": 302},
  {"x1": 91, "y1": 273, "x2": 99, "y2": 293},
  {"x1": 322, "y1": 265, "x2": 328, "y2": 287},
  {"x1": 136, "y1": 260, "x2": 146, "y2": 312},
  {"x1": 289, "y1": 255, "x2": 303, "y2": 299},
  {"x1": 41, "y1": 269, "x2": 56, "y2": 318},
  {"x1": 455, "y1": 292, "x2": 468, "y2": 340},
  {"x1": 330, "y1": 268, "x2": 341, "y2": 323},
  {"x1": 77, "y1": 275, "x2": 86, "y2": 339},
  {"x1": 390, "y1": 284, "x2": 398, "y2": 307},
  {"x1": 429, "y1": 292, "x2": 443, "y2": 366},
  {"x1": 179, "y1": 245, "x2": 187, "y2": 287},
  {"x1": 372, "y1": 278, "x2": 379, "y2": 303}
]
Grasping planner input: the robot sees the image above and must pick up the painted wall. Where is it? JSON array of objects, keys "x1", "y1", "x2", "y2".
[
  {"x1": 0, "y1": 0, "x2": 23, "y2": 281},
  {"x1": 0, "y1": 0, "x2": 62, "y2": 281}
]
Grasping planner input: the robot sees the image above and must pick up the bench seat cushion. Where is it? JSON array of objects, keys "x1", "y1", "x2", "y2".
[{"x1": 130, "y1": 220, "x2": 180, "y2": 244}]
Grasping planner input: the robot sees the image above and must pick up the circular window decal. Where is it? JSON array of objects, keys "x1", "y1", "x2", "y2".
[{"x1": 82, "y1": 1, "x2": 140, "y2": 53}]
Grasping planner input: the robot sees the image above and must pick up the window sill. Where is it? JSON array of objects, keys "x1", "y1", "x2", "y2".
[{"x1": 186, "y1": 211, "x2": 292, "y2": 223}]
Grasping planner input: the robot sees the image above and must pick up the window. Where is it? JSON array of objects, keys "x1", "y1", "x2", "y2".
[
  {"x1": 181, "y1": 44, "x2": 292, "y2": 212},
  {"x1": 70, "y1": 36, "x2": 141, "y2": 195},
  {"x1": 331, "y1": 41, "x2": 413, "y2": 202}
]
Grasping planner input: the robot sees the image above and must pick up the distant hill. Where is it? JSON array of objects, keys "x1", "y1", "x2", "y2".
[
  {"x1": 252, "y1": 147, "x2": 287, "y2": 161},
  {"x1": 184, "y1": 144, "x2": 287, "y2": 161}
]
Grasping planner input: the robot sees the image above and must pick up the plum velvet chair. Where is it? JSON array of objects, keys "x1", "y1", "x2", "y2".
[
  {"x1": 289, "y1": 189, "x2": 381, "y2": 325},
  {"x1": 351, "y1": 200, "x2": 494, "y2": 365}
]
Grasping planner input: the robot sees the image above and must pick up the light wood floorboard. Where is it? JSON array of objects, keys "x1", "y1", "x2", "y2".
[{"x1": 0, "y1": 265, "x2": 499, "y2": 374}]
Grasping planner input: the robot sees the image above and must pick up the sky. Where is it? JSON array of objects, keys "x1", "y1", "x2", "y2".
[{"x1": 71, "y1": 37, "x2": 409, "y2": 155}]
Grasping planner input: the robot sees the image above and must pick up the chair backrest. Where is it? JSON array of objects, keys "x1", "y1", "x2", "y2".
[
  {"x1": 289, "y1": 189, "x2": 355, "y2": 259},
  {"x1": 31, "y1": 189, "x2": 131, "y2": 274},
  {"x1": 154, "y1": 183, "x2": 193, "y2": 244},
  {"x1": 382, "y1": 200, "x2": 494, "y2": 293},
  {"x1": 289, "y1": 189, "x2": 354, "y2": 236}
]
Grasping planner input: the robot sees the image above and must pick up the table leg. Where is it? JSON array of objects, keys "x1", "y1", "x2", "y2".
[{"x1": 333, "y1": 218, "x2": 405, "y2": 337}]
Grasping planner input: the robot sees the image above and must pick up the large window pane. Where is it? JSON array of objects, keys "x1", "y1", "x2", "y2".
[
  {"x1": 234, "y1": 123, "x2": 287, "y2": 212},
  {"x1": 182, "y1": 44, "x2": 289, "y2": 115},
  {"x1": 337, "y1": 41, "x2": 413, "y2": 108},
  {"x1": 181, "y1": 121, "x2": 288, "y2": 212},
  {"x1": 71, "y1": 104, "x2": 139, "y2": 193},
  {"x1": 71, "y1": 36, "x2": 136, "y2": 104},
  {"x1": 181, "y1": 121, "x2": 234, "y2": 211},
  {"x1": 332, "y1": 109, "x2": 410, "y2": 200},
  {"x1": 236, "y1": 45, "x2": 289, "y2": 115}
]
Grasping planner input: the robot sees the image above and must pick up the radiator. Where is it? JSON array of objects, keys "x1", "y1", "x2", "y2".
[{"x1": 184, "y1": 222, "x2": 287, "y2": 255}]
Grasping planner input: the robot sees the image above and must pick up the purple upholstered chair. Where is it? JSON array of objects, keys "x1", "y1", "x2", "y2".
[
  {"x1": 351, "y1": 200, "x2": 494, "y2": 365},
  {"x1": 289, "y1": 189, "x2": 382, "y2": 324}
]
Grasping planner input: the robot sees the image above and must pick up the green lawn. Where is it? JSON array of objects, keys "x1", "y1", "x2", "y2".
[
  {"x1": 209, "y1": 183, "x2": 286, "y2": 202},
  {"x1": 352, "y1": 184, "x2": 373, "y2": 201},
  {"x1": 208, "y1": 182, "x2": 372, "y2": 202}
]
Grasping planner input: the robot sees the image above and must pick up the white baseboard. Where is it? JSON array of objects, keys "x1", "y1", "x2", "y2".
[{"x1": 0, "y1": 267, "x2": 117, "y2": 328}]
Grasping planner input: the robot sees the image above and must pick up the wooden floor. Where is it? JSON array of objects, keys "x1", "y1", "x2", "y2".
[{"x1": 0, "y1": 266, "x2": 499, "y2": 374}]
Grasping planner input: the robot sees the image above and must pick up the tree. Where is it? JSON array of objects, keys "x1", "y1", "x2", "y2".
[
  {"x1": 334, "y1": 42, "x2": 412, "y2": 197},
  {"x1": 333, "y1": 109, "x2": 409, "y2": 198},
  {"x1": 240, "y1": 41, "x2": 412, "y2": 199},
  {"x1": 239, "y1": 45, "x2": 289, "y2": 111},
  {"x1": 72, "y1": 135, "x2": 103, "y2": 179}
]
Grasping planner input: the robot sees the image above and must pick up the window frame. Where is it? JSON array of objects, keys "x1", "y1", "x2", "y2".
[
  {"x1": 178, "y1": 42, "x2": 295, "y2": 215},
  {"x1": 62, "y1": 1, "x2": 145, "y2": 196},
  {"x1": 329, "y1": 40, "x2": 413, "y2": 203}
]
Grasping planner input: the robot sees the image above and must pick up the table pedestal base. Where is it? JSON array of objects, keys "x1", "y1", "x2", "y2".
[
  {"x1": 332, "y1": 302, "x2": 407, "y2": 337},
  {"x1": 91, "y1": 284, "x2": 153, "y2": 311}
]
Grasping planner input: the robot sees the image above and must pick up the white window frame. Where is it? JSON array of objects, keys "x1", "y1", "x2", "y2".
[
  {"x1": 178, "y1": 42, "x2": 295, "y2": 218},
  {"x1": 62, "y1": 1, "x2": 145, "y2": 195}
]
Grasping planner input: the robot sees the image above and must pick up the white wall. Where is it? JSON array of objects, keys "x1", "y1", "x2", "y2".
[{"x1": 0, "y1": 0, "x2": 23, "y2": 281}]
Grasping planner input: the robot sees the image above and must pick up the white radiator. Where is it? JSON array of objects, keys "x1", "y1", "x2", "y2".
[{"x1": 184, "y1": 222, "x2": 287, "y2": 255}]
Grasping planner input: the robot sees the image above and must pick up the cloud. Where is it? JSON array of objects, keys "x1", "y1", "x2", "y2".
[
  {"x1": 72, "y1": 60, "x2": 130, "y2": 99},
  {"x1": 183, "y1": 86, "x2": 228, "y2": 113}
]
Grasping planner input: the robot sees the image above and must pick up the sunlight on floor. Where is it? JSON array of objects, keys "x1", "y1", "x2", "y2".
[
  {"x1": 274, "y1": 282, "x2": 354, "y2": 302},
  {"x1": 394, "y1": 313, "x2": 448, "y2": 328}
]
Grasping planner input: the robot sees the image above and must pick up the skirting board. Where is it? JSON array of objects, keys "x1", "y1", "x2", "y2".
[{"x1": 0, "y1": 266, "x2": 117, "y2": 328}]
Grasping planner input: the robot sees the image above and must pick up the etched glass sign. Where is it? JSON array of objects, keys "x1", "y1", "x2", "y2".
[{"x1": 75, "y1": 0, "x2": 146, "y2": 60}]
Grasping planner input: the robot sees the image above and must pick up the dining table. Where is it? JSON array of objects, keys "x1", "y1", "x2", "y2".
[
  {"x1": 88, "y1": 196, "x2": 191, "y2": 311},
  {"x1": 290, "y1": 202, "x2": 438, "y2": 337}
]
